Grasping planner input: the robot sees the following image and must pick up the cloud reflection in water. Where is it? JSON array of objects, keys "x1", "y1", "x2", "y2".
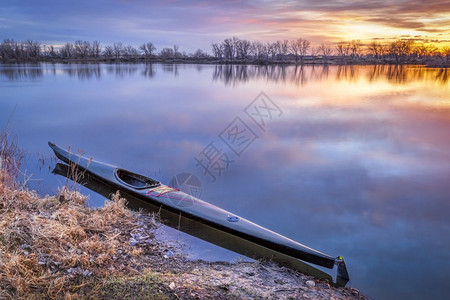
[{"x1": 0, "y1": 63, "x2": 449, "y2": 300}]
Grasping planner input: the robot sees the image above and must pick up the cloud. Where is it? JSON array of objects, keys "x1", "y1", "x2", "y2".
[{"x1": 0, "y1": 0, "x2": 449, "y2": 50}]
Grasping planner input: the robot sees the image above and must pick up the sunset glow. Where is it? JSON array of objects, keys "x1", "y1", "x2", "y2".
[{"x1": 0, "y1": 0, "x2": 449, "y2": 51}]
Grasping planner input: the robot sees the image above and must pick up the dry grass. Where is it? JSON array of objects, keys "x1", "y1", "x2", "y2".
[
  {"x1": 0, "y1": 131, "x2": 165, "y2": 298},
  {"x1": 0, "y1": 130, "x2": 23, "y2": 188},
  {"x1": 0, "y1": 178, "x2": 156, "y2": 299}
]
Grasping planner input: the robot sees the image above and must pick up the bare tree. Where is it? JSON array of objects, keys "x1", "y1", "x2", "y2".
[
  {"x1": 280, "y1": 40, "x2": 289, "y2": 60},
  {"x1": 74, "y1": 40, "x2": 91, "y2": 58},
  {"x1": 16, "y1": 42, "x2": 26, "y2": 58},
  {"x1": 260, "y1": 43, "x2": 269, "y2": 60},
  {"x1": 267, "y1": 42, "x2": 277, "y2": 60},
  {"x1": 368, "y1": 41, "x2": 384, "y2": 59},
  {"x1": 48, "y1": 45, "x2": 57, "y2": 58},
  {"x1": 191, "y1": 49, "x2": 209, "y2": 59},
  {"x1": 289, "y1": 40, "x2": 299, "y2": 62},
  {"x1": 0, "y1": 39, "x2": 38, "y2": 59},
  {"x1": 274, "y1": 40, "x2": 281, "y2": 56},
  {"x1": 103, "y1": 45, "x2": 114, "y2": 58},
  {"x1": 412, "y1": 43, "x2": 438, "y2": 59},
  {"x1": 73, "y1": 40, "x2": 82, "y2": 58},
  {"x1": 173, "y1": 45, "x2": 179, "y2": 58},
  {"x1": 24, "y1": 39, "x2": 41, "y2": 58},
  {"x1": 123, "y1": 45, "x2": 139, "y2": 58},
  {"x1": 234, "y1": 39, "x2": 243, "y2": 59},
  {"x1": 412, "y1": 43, "x2": 428, "y2": 58},
  {"x1": 290, "y1": 38, "x2": 310, "y2": 63},
  {"x1": 211, "y1": 42, "x2": 223, "y2": 59},
  {"x1": 249, "y1": 41, "x2": 257, "y2": 58},
  {"x1": 318, "y1": 43, "x2": 333, "y2": 57},
  {"x1": 389, "y1": 39, "x2": 413, "y2": 63},
  {"x1": 298, "y1": 39, "x2": 310, "y2": 59},
  {"x1": 91, "y1": 41, "x2": 101, "y2": 58},
  {"x1": 250, "y1": 41, "x2": 267, "y2": 60},
  {"x1": 243, "y1": 40, "x2": 252, "y2": 59},
  {"x1": 59, "y1": 42, "x2": 74, "y2": 58},
  {"x1": 235, "y1": 39, "x2": 251, "y2": 59},
  {"x1": 427, "y1": 45, "x2": 439, "y2": 57},
  {"x1": 12, "y1": 40, "x2": 24, "y2": 58},
  {"x1": 336, "y1": 41, "x2": 351, "y2": 57},
  {"x1": 310, "y1": 46, "x2": 319, "y2": 56},
  {"x1": 113, "y1": 42, "x2": 124, "y2": 58},
  {"x1": 232, "y1": 37, "x2": 240, "y2": 58},
  {"x1": 160, "y1": 47, "x2": 174, "y2": 59},
  {"x1": 222, "y1": 38, "x2": 234, "y2": 60},
  {"x1": 350, "y1": 40, "x2": 363, "y2": 57},
  {"x1": 0, "y1": 39, "x2": 24, "y2": 58},
  {"x1": 139, "y1": 42, "x2": 156, "y2": 58},
  {"x1": 0, "y1": 39, "x2": 14, "y2": 58}
]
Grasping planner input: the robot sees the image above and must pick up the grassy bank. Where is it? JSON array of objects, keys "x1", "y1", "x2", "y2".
[{"x1": 0, "y1": 135, "x2": 369, "y2": 299}]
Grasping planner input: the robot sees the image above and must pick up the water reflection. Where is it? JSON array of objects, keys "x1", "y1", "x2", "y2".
[
  {"x1": 1, "y1": 63, "x2": 448, "y2": 85},
  {"x1": 142, "y1": 64, "x2": 155, "y2": 78},
  {"x1": 64, "y1": 64, "x2": 102, "y2": 80},
  {"x1": 0, "y1": 63, "x2": 43, "y2": 80},
  {"x1": 212, "y1": 64, "x2": 308, "y2": 86},
  {"x1": 211, "y1": 64, "x2": 450, "y2": 86},
  {"x1": 1, "y1": 63, "x2": 449, "y2": 300},
  {"x1": 161, "y1": 63, "x2": 179, "y2": 76}
]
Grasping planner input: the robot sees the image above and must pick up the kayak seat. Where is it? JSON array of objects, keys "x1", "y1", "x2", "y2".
[{"x1": 116, "y1": 169, "x2": 160, "y2": 189}]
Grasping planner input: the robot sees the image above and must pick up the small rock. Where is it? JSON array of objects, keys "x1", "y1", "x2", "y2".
[
  {"x1": 169, "y1": 282, "x2": 176, "y2": 290},
  {"x1": 306, "y1": 280, "x2": 315, "y2": 288}
]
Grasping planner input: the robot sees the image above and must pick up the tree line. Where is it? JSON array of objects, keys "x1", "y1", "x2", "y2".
[
  {"x1": 0, "y1": 39, "x2": 209, "y2": 60},
  {"x1": 212, "y1": 37, "x2": 450, "y2": 63},
  {"x1": 1, "y1": 37, "x2": 449, "y2": 65}
]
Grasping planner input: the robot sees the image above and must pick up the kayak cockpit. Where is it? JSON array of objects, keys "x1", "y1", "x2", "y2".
[{"x1": 115, "y1": 169, "x2": 160, "y2": 189}]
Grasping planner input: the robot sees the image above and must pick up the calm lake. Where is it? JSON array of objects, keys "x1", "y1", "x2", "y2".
[{"x1": 1, "y1": 63, "x2": 449, "y2": 299}]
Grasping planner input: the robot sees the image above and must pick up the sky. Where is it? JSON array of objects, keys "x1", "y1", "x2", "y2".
[{"x1": 1, "y1": 0, "x2": 449, "y2": 53}]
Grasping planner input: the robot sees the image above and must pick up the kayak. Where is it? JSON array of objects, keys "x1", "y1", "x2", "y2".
[
  {"x1": 53, "y1": 162, "x2": 336, "y2": 284},
  {"x1": 48, "y1": 142, "x2": 349, "y2": 282}
]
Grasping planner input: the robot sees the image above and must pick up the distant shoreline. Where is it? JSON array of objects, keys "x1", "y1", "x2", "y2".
[{"x1": 1, "y1": 56, "x2": 448, "y2": 68}]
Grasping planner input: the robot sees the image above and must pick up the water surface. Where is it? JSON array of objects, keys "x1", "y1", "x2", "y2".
[{"x1": 1, "y1": 63, "x2": 449, "y2": 300}]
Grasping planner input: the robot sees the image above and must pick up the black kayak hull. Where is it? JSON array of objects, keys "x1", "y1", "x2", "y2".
[{"x1": 49, "y1": 142, "x2": 349, "y2": 282}]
